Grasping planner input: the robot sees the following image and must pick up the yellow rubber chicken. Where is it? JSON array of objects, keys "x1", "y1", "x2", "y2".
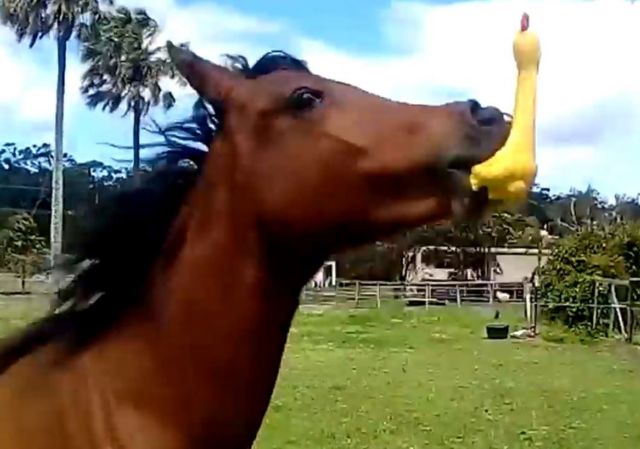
[{"x1": 469, "y1": 12, "x2": 540, "y2": 201}]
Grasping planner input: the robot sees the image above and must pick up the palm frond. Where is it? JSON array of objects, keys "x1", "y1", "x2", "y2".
[
  {"x1": 1, "y1": 0, "x2": 111, "y2": 46},
  {"x1": 79, "y1": 4, "x2": 177, "y2": 119}
]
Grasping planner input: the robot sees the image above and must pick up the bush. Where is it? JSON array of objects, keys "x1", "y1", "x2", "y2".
[
  {"x1": 538, "y1": 223, "x2": 640, "y2": 334},
  {"x1": 0, "y1": 213, "x2": 47, "y2": 291}
]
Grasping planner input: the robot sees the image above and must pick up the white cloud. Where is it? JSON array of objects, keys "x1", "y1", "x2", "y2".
[
  {"x1": 0, "y1": 0, "x2": 279, "y2": 146},
  {"x1": 121, "y1": 0, "x2": 283, "y2": 57},
  {"x1": 0, "y1": 26, "x2": 83, "y2": 134},
  {"x1": 0, "y1": 0, "x2": 282, "y2": 123},
  {"x1": 119, "y1": 0, "x2": 286, "y2": 99},
  {"x1": 0, "y1": 0, "x2": 638, "y2": 195},
  {"x1": 290, "y1": 0, "x2": 640, "y2": 194}
]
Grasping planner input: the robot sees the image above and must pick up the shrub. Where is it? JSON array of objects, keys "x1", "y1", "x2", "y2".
[
  {"x1": 0, "y1": 213, "x2": 47, "y2": 291},
  {"x1": 538, "y1": 223, "x2": 640, "y2": 334}
]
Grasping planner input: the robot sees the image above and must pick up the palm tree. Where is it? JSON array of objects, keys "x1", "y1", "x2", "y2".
[
  {"x1": 0, "y1": 0, "x2": 112, "y2": 285},
  {"x1": 79, "y1": 6, "x2": 178, "y2": 183}
]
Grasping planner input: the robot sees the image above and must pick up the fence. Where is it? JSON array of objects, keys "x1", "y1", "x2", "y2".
[
  {"x1": 303, "y1": 277, "x2": 640, "y2": 344},
  {"x1": 533, "y1": 276, "x2": 640, "y2": 343},
  {"x1": 1, "y1": 271, "x2": 637, "y2": 343},
  {"x1": 302, "y1": 279, "x2": 528, "y2": 309}
]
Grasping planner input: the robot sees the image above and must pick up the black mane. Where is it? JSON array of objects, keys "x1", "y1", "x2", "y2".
[{"x1": 0, "y1": 51, "x2": 311, "y2": 374}]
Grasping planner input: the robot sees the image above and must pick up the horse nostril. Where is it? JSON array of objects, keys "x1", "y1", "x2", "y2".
[
  {"x1": 460, "y1": 99, "x2": 505, "y2": 128},
  {"x1": 466, "y1": 99, "x2": 482, "y2": 118},
  {"x1": 441, "y1": 99, "x2": 509, "y2": 171},
  {"x1": 447, "y1": 99, "x2": 508, "y2": 135},
  {"x1": 475, "y1": 105, "x2": 505, "y2": 128}
]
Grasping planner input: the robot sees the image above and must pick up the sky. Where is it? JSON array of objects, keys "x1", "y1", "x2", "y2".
[{"x1": 0, "y1": 0, "x2": 639, "y2": 199}]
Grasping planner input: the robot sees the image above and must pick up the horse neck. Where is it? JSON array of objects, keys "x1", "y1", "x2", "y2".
[{"x1": 141, "y1": 143, "x2": 324, "y2": 445}]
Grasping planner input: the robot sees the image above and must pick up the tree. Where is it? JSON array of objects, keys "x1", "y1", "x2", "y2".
[
  {"x1": 0, "y1": 0, "x2": 113, "y2": 278},
  {"x1": 0, "y1": 213, "x2": 47, "y2": 292},
  {"x1": 79, "y1": 6, "x2": 180, "y2": 183}
]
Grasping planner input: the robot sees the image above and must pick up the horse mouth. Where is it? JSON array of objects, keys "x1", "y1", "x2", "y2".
[
  {"x1": 448, "y1": 169, "x2": 491, "y2": 221},
  {"x1": 447, "y1": 114, "x2": 512, "y2": 220}
]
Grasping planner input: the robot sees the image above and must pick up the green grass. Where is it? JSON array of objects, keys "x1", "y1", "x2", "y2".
[
  {"x1": 0, "y1": 296, "x2": 48, "y2": 335},
  {"x1": 0, "y1": 297, "x2": 638, "y2": 448},
  {"x1": 256, "y1": 303, "x2": 640, "y2": 449}
]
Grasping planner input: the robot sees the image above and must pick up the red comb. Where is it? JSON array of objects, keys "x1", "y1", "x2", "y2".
[{"x1": 520, "y1": 12, "x2": 530, "y2": 32}]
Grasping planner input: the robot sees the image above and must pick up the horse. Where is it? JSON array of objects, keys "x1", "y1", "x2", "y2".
[{"x1": 0, "y1": 43, "x2": 509, "y2": 449}]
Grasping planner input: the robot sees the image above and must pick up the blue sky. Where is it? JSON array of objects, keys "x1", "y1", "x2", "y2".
[{"x1": 0, "y1": 0, "x2": 639, "y2": 199}]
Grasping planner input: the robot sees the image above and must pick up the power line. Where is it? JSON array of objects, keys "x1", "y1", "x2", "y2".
[{"x1": 0, "y1": 184, "x2": 49, "y2": 191}]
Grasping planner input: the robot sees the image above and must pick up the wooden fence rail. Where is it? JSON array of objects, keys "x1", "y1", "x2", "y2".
[
  {"x1": 302, "y1": 279, "x2": 528, "y2": 308},
  {"x1": 303, "y1": 277, "x2": 640, "y2": 344}
]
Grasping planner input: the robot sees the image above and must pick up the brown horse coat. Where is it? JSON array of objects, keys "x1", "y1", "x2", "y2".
[{"x1": 0, "y1": 45, "x2": 508, "y2": 448}]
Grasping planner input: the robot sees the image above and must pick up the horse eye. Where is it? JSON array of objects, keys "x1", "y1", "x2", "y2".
[{"x1": 287, "y1": 87, "x2": 323, "y2": 112}]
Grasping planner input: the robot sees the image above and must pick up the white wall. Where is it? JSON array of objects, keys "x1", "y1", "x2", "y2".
[{"x1": 493, "y1": 254, "x2": 548, "y2": 283}]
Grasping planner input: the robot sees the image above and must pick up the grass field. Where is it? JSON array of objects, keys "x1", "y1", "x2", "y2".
[
  {"x1": 0, "y1": 297, "x2": 638, "y2": 448},
  {"x1": 256, "y1": 304, "x2": 640, "y2": 449}
]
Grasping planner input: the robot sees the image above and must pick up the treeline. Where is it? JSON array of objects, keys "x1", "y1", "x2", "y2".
[
  {"x1": 2, "y1": 139, "x2": 639, "y2": 280},
  {"x1": 336, "y1": 186, "x2": 640, "y2": 280},
  {"x1": 0, "y1": 142, "x2": 128, "y2": 255}
]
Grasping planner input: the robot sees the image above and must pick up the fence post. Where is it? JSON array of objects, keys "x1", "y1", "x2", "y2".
[
  {"x1": 355, "y1": 281, "x2": 360, "y2": 308},
  {"x1": 489, "y1": 282, "x2": 494, "y2": 304},
  {"x1": 611, "y1": 283, "x2": 627, "y2": 339},
  {"x1": 592, "y1": 281, "x2": 599, "y2": 330},
  {"x1": 626, "y1": 305, "x2": 633, "y2": 343},
  {"x1": 630, "y1": 281, "x2": 637, "y2": 344},
  {"x1": 524, "y1": 281, "x2": 532, "y2": 325},
  {"x1": 376, "y1": 282, "x2": 381, "y2": 309},
  {"x1": 608, "y1": 306, "x2": 615, "y2": 337},
  {"x1": 629, "y1": 307, "x2": 635, "y2": 344},
  {"x1": 456, "y1": 284, "x2": 461, "y2": 307},
  {"x1": 532, "y1": 273, "x2": 540, "y2": 334},
  {"x1": 425, "y1": 283, "x2": 430, "y2": 310}
]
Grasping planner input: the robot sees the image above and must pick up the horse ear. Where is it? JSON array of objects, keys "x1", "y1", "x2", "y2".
[{"x1": 167, "y1": 41, "x2": 240, "y2": 101}]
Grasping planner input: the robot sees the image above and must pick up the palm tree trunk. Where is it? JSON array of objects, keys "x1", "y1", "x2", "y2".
[
  {"x1": 132, "y1": 101, "x2": 142, "y2": 186},
  {"x1": 50, "y1": 32, "x2": 67, "y2": 295}
]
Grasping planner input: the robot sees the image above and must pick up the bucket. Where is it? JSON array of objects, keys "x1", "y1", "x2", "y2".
[{"x1": 486, "y1": 323, "x2": 510, "y2": 340}]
